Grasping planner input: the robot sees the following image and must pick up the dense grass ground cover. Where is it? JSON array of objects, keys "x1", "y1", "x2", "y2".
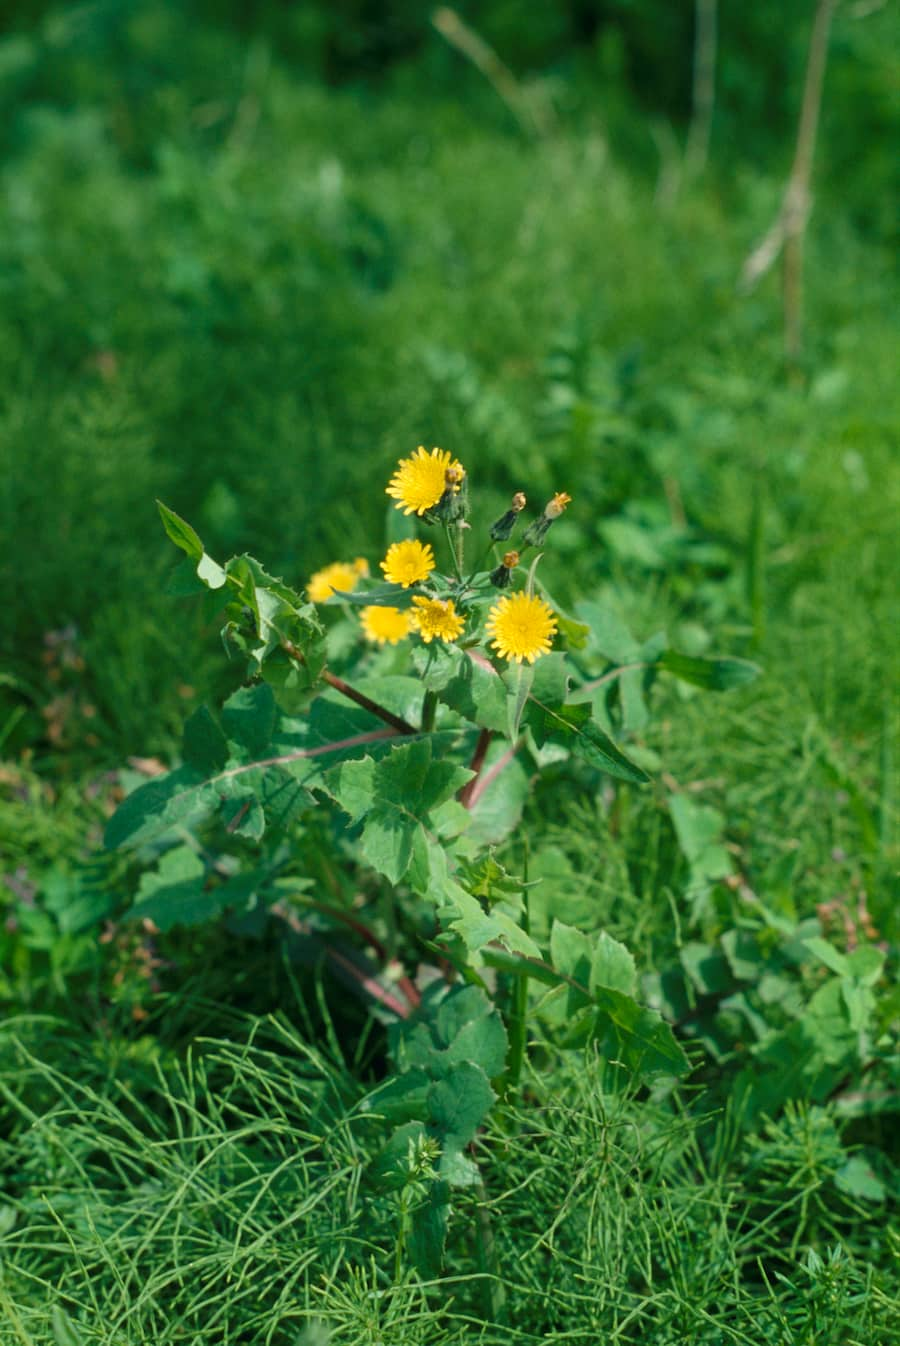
[{"x1": 1, "y1": 4, "x2": 898, "y2": 1342}]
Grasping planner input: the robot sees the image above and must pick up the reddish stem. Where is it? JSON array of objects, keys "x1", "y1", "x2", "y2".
[{"x1": 458, "y1": 728, "x2": 493, "y2": 807}]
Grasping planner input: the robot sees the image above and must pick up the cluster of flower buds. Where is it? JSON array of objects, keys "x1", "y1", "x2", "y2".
[{"x1": 487, "y1": 490, "x2": 571, "y2": 587}]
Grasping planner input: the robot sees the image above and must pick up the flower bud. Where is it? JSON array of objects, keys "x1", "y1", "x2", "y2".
[
  {"x1": 489, "y1": 491, "x2": 527, "y2": 541},
  {"x1": 522, "y1": 491, "x2": 571, "y2": 547},
  {"x1": 489, "y1": 550, "x2": 520, "y2": 589}
]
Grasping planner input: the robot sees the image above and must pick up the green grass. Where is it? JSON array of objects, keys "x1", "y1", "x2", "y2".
[{"x1": 1, "y1": 4, "x2": 898, "y2": 1341}]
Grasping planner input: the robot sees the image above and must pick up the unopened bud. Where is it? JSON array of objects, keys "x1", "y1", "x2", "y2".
[
  {"x1": 522, "y1": 491, "x2": 572, "y2": 547},
  {"x1": 490, "y1": 550, "x2": 519, "y2": 589},
  {"x1": 490, "y1": 491, "x2": 528, "y2": 542}
]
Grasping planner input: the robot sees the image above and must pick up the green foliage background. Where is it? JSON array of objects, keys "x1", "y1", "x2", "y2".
[{"x1": 0, "y1": 1, "x2": 898, "y2": 1341}]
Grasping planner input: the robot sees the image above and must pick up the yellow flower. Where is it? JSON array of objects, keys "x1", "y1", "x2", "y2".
[
  {"x1": 307, "y1": 557, "x2": 368, "y2": 603},
  {"x1": 486, "y1": 591, "x2": 558, "y2": 664},
  {"x1": 546, "y1": 492, "x2": 572, "y2": 519},
  {"x1": 380, "y1": 538, "x2": 435, "y2": 588},
  {"x1": 386, "y1": 446, "x2": 465, "y2": 516},
  {"x1": 411, "y1": 595, "x2": 465, "y2": 644},
  {"x1": 360, "y1": 605, "x2": 414, "y2": 645}
]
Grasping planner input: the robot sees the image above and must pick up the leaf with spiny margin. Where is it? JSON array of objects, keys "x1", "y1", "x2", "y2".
[
  {"x1": 410, "y1": 1179, "x2": 451, "y2": 1278},
  {"x1": 527, "y1": 697, "x2": 650, "y2": 784},
  {"x1": 550, "y1": 919, "x2": 593, "y2": 1014},
  {"x1": 658, "y1": 650, "x2": 761, "y2": 691},
  {"x1": 414, "y1": 836, "x2": 539, "y2": 958},
  {"x1": 322, "y1": 739, "x2": 472, "y2": 884}
]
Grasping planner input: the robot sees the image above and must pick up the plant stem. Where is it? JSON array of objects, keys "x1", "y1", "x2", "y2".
[
  {"x1": 420, "y1": 689, "x2": 438, "y2": 733},
  {"x1": 505, "y1": 842, "x2": 530, "y2": 1094},
  {"x1": 443, "y1": 522, "x2": 465, "y2": 582},
  {"x1": 473, "y1": 1174, "x2": 507, "y2": 1322},
  {"x1": 281, "y1": 640, "x2": 419, "y2": 735},
  {"x1": 458, "y1": 729, "x2": 492, "y2": 806}
]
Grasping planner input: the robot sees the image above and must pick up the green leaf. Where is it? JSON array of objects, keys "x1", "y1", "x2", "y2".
[
  {"x1": 427, "y1": 1061, "x2": 495, "y2": 1152},
  {"x1": 157, "y1": 500, "x2": 203, "y2": 561},
  {"x1": 590, "y1": 931, "x2": 638, "y2": 996},
  {"x1": 589, "y1": 986, "x2": 690, "y2": 1079},
  {"x1": 680, "y1": 941, "x2": 734, "y2": 996},
  {"x1": 324, "y1": 740, "x2": 472, "y2": 884},
  {"x1": 658, "y1": 650, "x2": 760, "y2": 691},
  {"x1": 104, "y1": 766, "x2": 220, "y2": 850},
  {"x1": 129, "y1": 845, "x2": 224, "y2": 930},
  {"x1": 669, "y1": 795, "x2": 733, "y2": 888},
  {"x1": 410, "y1": 1179, "x2": 451, "y2": 1278},
  {"x1": 182, "y1": 705, "x2": 228, "y2": 774},
  {"x1": 466, "y1": 744, "x2": 529, "y2": 848},
  {"x1": 331, "y1": 581, "x2": 415, "y2": 609},
  {"x1": 437, "y1": 651, "x2": 508, "y2": 733},
  {"x1": 803, "y1": 936, "x2": 850, "y2": 978},
  {"x1": 835, "y1": 1155, "x2": 887, "y2": 1202},
  {"x1": 416, "y1": 836, "x2": 539, "y2": 958},
  {"x1": 528, "y1": 698, "x2": 650, "y2": 784},
  {"x1": 550, "y1": 920, "x2": 592, "y2": 997},
  {"x1": 221, "y1": 683, "x2": 277, "y2": 760}
]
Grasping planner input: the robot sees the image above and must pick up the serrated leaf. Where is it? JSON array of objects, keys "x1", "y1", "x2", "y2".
[
  {"x1": 324, "y1": 740, "x2": 472, "y2": 884},
  {"x1": 331, "y1": 582, "x2": 415, "y2": 608},
  {"x1": 590, "y1": 931, "x2": 638, "y2": 996},
  {"x1": 658, "y1": 650, "x2": 760, "y2": 691},
  {"x1": 680, "y1": 941, "x2": 734, "y2": 995},
  {"x1": 427, "y1": 1061, "x2": 495, "y2": 1151}
]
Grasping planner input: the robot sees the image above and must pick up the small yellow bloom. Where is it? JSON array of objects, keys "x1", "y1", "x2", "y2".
[
  {"x1": 380, "y1": 538, "x2": 435, "y2": 588},
  {"x1": 486, "y1": 591, "x2": 558, "y2": 664},
  {"x1": 386, "y1": 446, "x2": 465, "y2": 517},
  {"x1": 360, "y1": 605, "x2": 414, "y2": 645},
  {"x1": 307, "y1": 557, "x2": 368, "y2": 603},
  {"x1": 411, "y1": 595, "x2": 465, "y2": 644}
]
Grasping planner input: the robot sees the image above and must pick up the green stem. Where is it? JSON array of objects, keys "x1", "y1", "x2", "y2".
[
  {"x1": 474, "y1": 1175, "x2": 507, "y2": 1322},
  {"x1": 505, "y1": 841, "x2": 530, "y2": 1094},
  {"x1": 421, "y1": 688, "x2": 438, "y2": 732},
  {"x1": 443, "y1": 523, "x2": 465, "y2": 581}
]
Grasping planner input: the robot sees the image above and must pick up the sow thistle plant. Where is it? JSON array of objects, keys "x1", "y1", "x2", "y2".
[{"x1": 106, "y1": 445, "x2": 759, "y2": 1277}]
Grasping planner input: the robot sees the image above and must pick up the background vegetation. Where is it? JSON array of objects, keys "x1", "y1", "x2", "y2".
[{"x1": 1, "y1": 1, "x2": 897, "y2": 1341}]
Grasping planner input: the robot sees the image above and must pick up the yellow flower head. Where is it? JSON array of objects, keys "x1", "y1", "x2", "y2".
[
  {"x1": 307, "y1": 557, "x2": 369, "y2": 604},
  {"x1": 360, "y1": 605, "x2": 414, "y2": 645},
  {"x1": 486, "y1": 591, "x2": 558, "y2": 664},
  {"x1": 386, "y1": 447, "x2": 465, "y2": 516},
  {"x1": 411, "y1": 595, "x2": 465, "y2": 644},
  {"x1": 380, "y1": 538, "x2": 435, "y2": 588}
]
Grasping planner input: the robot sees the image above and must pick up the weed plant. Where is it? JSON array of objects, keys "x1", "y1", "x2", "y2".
[{"x1": 0, "y1": 4, "x2": 898, "y2": 1342}]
